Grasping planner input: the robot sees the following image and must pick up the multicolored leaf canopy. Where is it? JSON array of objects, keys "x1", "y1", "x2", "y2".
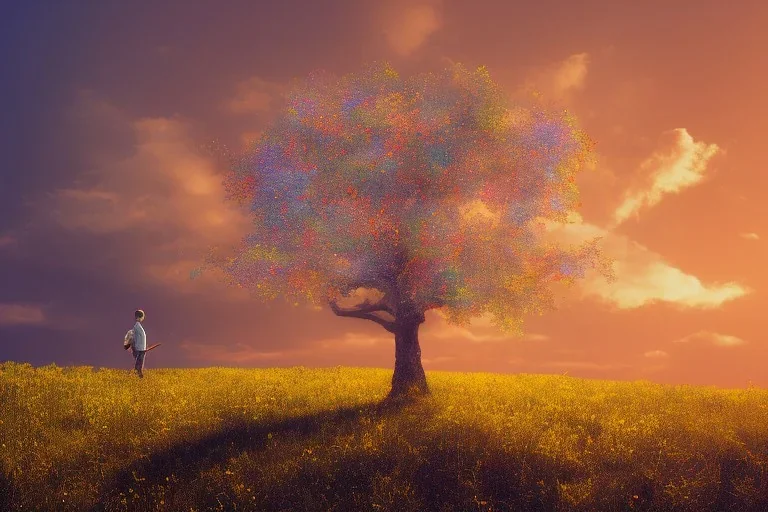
[{"x1": 201, "y1": 63, "x2": 610, "y2": 332}]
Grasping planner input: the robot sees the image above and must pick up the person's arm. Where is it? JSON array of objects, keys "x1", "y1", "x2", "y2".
[{"x1": 135, "y1": 323, "x2": 146, "y2": 350}]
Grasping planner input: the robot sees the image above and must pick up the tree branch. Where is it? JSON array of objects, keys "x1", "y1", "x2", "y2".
[
  {"x1": 336, "y1": 281, "x2": 397, "y2": 317},
  {"x1": 360, "y1": 298, "x2": 397, "y2": 317},
  {"x1": 329, "y1": 299, "x2": 398, "y2": 333}
]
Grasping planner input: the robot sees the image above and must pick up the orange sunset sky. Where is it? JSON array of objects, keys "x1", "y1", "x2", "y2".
[{"x1": 1, "y1": 0, "x2": 767, "y2": 387}]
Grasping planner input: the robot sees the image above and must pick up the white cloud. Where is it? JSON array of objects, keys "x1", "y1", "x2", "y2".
[
  {"x1": 740, "y1": 232, "x2": 759, "y2": 240},
  {"x1": 644, "y1": 350, "x2": 668, "y2": 358},
  {"x1": 593, "y1": 261, "x2": 747, "y2": 309},
  {"x1": 613, "y1": 128, "x2": 721, "y2": 226},
  {"x1": 544, "y1": 212, "x2": 750, "y2": 309},
  {"x1": 673, "y1": 330, "x2": 747, "y2": 347},
  {"x1": 537, "y1": 127, "x2": 744, "y2": 311}
]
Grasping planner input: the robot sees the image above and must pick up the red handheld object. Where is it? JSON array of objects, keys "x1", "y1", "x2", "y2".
[{"x1": 124, "y1": 342, "x2": 162, "y2": 352}]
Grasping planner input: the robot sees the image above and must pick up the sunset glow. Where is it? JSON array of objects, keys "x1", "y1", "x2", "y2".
[{"x1": 1, "y1": 1, "x2": 766, "y2": 388}]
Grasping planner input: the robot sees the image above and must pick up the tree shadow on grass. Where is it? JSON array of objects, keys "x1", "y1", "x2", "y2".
[
  {"x1": 87, "y1": 393, "x2": 768, "y2": 512},
  {"x1": 201, "y1": 424, "x2": 587, "y2": 512},
  {"x1": 89, "y1": 396, "x2": 416, "y2": 511},
  {"x1": 14, "y1": 393, "x2": 767, "y2": 512},
  {"x1": 0, "y1": 470, "x2": 13, "y2": 511},
  {"x1": 88, "y1": 392, "x2": 593, "y2": 512}
]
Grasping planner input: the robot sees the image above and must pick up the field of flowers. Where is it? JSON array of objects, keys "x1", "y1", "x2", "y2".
[{"x1": 1, "y1": 361, "x2": 767, "y2": 511}]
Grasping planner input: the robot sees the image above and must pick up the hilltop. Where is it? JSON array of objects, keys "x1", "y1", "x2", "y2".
[{"x1": 1, "y1": 362, "x2": 767, "y2": 511}]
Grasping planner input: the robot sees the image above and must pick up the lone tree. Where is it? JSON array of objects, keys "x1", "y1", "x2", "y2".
[{"x1": 200, "y1": 64, "x2": 610, "y2": 398}]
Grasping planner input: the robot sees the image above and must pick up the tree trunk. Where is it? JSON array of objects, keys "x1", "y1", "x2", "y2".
[{"x1": 390, "y1": 320, "x2": 428, "y2": 397}]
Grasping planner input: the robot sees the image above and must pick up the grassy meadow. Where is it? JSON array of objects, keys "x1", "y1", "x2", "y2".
[{"x1": 1, "y1": 361, "x2": 767, "y2": 511}]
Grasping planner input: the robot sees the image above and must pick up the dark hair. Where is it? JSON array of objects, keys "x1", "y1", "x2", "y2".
[{"x1": 134, "y1": 309, "x2": 145, "y2": 320}]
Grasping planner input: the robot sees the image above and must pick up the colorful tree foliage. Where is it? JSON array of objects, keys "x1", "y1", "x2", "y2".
[{"x1": 198, "y1": 63, "x2": 611, "y2": 394}]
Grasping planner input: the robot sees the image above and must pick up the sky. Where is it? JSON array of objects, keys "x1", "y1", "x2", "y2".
[{"x1": 1, "y1": 0, "x2": 767, "y2": 388}]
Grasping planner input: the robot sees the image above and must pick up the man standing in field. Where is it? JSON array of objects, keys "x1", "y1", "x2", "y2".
[{"x1": 131, "y1": 309, "x2": 147, "y2": 378}]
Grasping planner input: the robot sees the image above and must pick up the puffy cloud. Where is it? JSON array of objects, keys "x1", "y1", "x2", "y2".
[
  {"x1": 644, "y1": 350, "x2": 668, "y2": 358},
  {"x1": 550, "y1": 53, "x2": 590, "y2": 96},
  {"x1": 673, "y1": 330, "x2": 747, "y2": 347},
  {"x1": 539, "y1": 126, "x2": 746, "y2": 311},
  {"x1": 227, "y1": 77, "x2": 283, "y2": 114},
  {"x1": 523, "y1": 53, "x2": 590, "y2": 100},
  {"x1": 740, "y1": 232, "x2": 760, "y2": 240},
  {"x1": 613, "y1": 128, "x2": 722, "y2": 226},
  {"x1": 544, "y1": 212, "x2": 750, "y2": 309},
  {"x1": 591, "y1": 260, "x2": 747, "y2": 309},
  {"x1": 381, "y1": 1, "x2": 442, "y2": 56},
  {"x1": 51, "y1": 104, "x2": 251, "y2": 296},
  {"x1": 55, "y1": 117, "x2": 249, "y2": 240},
  {"x1": 0, "y1": 304, "x2": 46, "y2": 325}
]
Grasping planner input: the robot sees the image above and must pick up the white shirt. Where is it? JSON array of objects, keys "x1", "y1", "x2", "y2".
[{"x1": 132, "y1": 321, "x2": 147, "y2": 351}]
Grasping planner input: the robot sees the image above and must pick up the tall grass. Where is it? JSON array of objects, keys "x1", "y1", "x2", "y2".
[{"x1": 1, "y1": 361, "x2": 767, "y2": 511}]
